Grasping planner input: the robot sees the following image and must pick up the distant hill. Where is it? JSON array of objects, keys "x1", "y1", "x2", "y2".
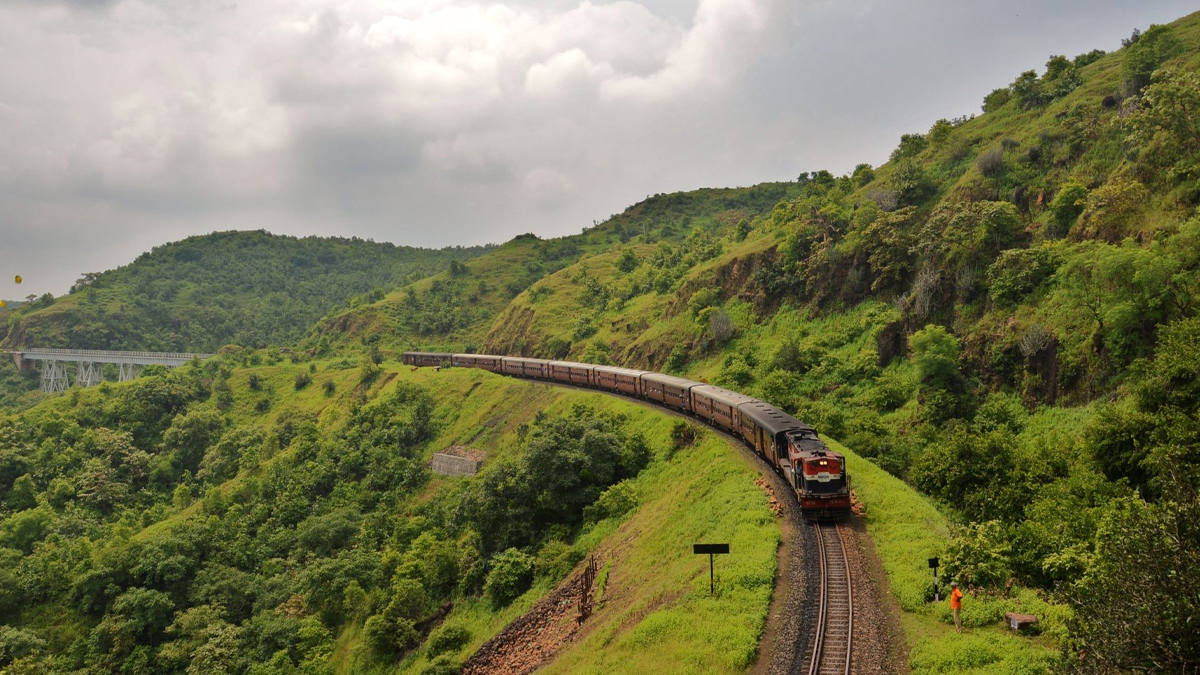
[
  {"x1": 306, "y1": 182, "x2": 800, "y2": 352},
  {"x1": 0, "y1": 230, "x2": 491, "y2": 353}
]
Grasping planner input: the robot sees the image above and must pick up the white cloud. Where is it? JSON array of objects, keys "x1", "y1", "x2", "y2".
[{"x1": 2, "y1": 0, "x2": 1196, "y2": 297}]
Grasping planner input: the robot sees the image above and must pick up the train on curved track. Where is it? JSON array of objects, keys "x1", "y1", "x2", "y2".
[{"x1": 403, "y1": 351, "x2": 851, "y2": 520}]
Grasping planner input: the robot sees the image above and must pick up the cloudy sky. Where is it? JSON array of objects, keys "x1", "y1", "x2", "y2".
[{"x1": 1, "y1": 0, "x2": 1195, "y2": 296}]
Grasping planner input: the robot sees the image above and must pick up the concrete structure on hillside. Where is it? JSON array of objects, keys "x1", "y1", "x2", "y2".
[
  {"x1": 7, "y1": 348, "x2": 213, "y2": 393},
  {"x1": 431, "y1": 446, "x2": 486, "y2": 476}
]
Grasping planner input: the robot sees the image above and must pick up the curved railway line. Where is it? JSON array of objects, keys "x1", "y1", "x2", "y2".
[
  {"x1": 806, "y1": 522, "x2": 853, "y2": 675},
  {"x1": 405, "y1": 352, "x2": 863, "y2": 673}
]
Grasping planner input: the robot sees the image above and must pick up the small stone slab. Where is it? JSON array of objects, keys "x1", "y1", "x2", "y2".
[{"x1": 1005, "y1": 612, "x2": 1038, "y2": 631}]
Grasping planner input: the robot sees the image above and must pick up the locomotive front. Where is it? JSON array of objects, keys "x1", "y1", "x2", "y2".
[{"x1": 788, "y1": 434, "x2": 852, "y2": 520}]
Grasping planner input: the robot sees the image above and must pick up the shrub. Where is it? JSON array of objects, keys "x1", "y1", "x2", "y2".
[
  {"x1": 706, "y1": 309, "x2": 735, "y2": 346},
  {"x1": 976, "y1": 146, "x2": 1005, "y2": 177},
  {"x1": 582, "y1": 481, "x2": 638, "y2": 524},
  {"x1": 425, "y1": 624, "x2": 471, "y2": 659},
  {"x1": 420, "y1": 656, "x2": 463, "y2": 675},
  {"x1": 985, "y1": 247, "x2": 1061, "y2": 306},
  {"x1": 364, "y1": 614, "x2": 417, "y2": 657},
  {"x1": 1077, "y1": 177, "x2": 1149, "y2": 240},
  {"x1": 247, "y1": 373, "x2": 260, "y2": 390},
  {"x1": 581, "y1": 340, "x2": 610, "y2": 365},
  {"x1": 484, "y1": 548, "x2": 535, "y2": 609},
  {"x1": 982, "y1": 87, "x2": 1012, "y2": 113},
  {"x1": 293, "y1": 372, "x2": 311, "y2": 390},
  {"x1": 890, "y1": 159, "x2": 935, "y2": 206},
  {"x1": 533, "y1": 540, "x2": 584, "y2": 582},
  {"x1": 689, "y1": 288, "x2": 720, "y2": 317},
  {"x1": 572, "y1": 316, "x2": 597, "y2": 341},
  {"x1": 664, "y1": 344, "x2": 689, "y2": 373},
  {"x1": 616, "y1": 249, "x2": 640, "y2": 273},
  {"x1": 1048, "y1": 182, "x2": 1088, "y2": 237},
  {"x1": 321, "y1": 380, "x2": 335, "y2": 396},
  {"x1": 890, "y1": 133, "x2": 928, "y2": 161}
]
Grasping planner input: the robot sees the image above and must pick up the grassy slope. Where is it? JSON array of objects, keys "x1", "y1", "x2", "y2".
[{"x1": 388, "y1": 367, "x2": 780, "y2": 675}]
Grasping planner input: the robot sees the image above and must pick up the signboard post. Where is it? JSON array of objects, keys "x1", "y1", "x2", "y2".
[
  {"x1": 928, "y1": 557, "x2": 940, "y2": 602},
  {"x1": 693, "y1": 544, "x2": 730, "y2": 596}
]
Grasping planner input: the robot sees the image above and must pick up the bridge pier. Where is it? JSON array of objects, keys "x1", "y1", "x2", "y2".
[
  {"x1": 40, "y1": 360, "x2": 70, "y2": 394},
  {"x1": 76, "y1": 361, "x2": 104, "y2": 387},
  {"x1": 118, "y1": 363, "x2": 142, "y2": 382}
]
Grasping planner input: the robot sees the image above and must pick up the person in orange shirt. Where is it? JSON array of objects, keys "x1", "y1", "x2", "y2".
[{"x1": 950, "y1": 581, "x2": 964, "y2": 633}]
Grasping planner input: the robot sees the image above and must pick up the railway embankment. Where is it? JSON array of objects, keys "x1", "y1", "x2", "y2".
[
  {"x1": 393, "y1": 367, "x2": 782, "y2": 674},
  {"x1": 832, "y1": 438, "x2": 1063, "y2": 674}
]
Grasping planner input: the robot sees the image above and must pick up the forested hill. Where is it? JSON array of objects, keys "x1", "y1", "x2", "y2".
[
  {"x1": 306, "y1": 12, "x2": 1200, "y2": 671},
  {"x1": 0, "y1": 231, "x2": 491, "y2": 353}
]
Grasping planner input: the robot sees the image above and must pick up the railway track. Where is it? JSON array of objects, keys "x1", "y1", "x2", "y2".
[{"x1": 806, "y1": 522, "x2": 853, "y2": 675}]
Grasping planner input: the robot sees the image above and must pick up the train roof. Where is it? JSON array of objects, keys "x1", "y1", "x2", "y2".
[
  {"x1": 548, "y1": 360, "x2": 595, "y2": 370},
  {"x1": 640, "y1": 372, "x2": 703, "y2": 389},
  {"x1": 404, "y1": 351, "x2": 452, "y2": 357},
  {"x1": 501, "y1": 356, "x2": 551, "y2": 365},
  {"x1": 691, "y1": 384, "x2": 755, "y2": 407},
  {"x1": 736, "y1": 400, "x2": 815, "y2": 436},
  {"x1": 454, "y1": 353, "x2": 502, "y2": 360},
  {"x1": 592, "y1": 365, "x2": 649, "y2": 377}
]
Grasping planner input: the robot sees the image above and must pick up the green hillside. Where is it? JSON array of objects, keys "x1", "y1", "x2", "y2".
[
  {"x1": 305, "y1": 183, "x2": 799, "y2": 353},
  {"x1": 0, "y1": 230, "x2": 491, "y2": 353},
  {"x1": 314, "y1": 11, "x2": 1200, "y2": 673},
  {"x1": 0, "y1": 352, "x2": 781, "y2": 675},
  {"x1": 2, "y1": 10, "x2": 1200, "y2": 675}
]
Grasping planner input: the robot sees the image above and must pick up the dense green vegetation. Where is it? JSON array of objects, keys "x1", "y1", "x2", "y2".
[
  {"x1": 304, "y1": 13, "x2": 1200, "y2": 672},
  {"x1": 0, "y1": 231, "x2": 490, "y2": 355},
  {"x1": 5, "y1": 10, "x2": 1200, "y2": 675},
  {"x1": 0, "y1": 359, "x2": 778, "y2": 675},
  {"x1": 305, "y1": 183, "x2": 799, "y2": 353}
]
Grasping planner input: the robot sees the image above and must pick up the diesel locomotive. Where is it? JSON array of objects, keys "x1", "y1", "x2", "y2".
[{"x1": 403, "y1": 352, "x2": 851, "y2": 520}]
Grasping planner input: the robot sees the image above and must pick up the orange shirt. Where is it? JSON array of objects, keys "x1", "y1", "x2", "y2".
[{"x1": 950, "y1": 588, "x2": 963, "y2": 609}]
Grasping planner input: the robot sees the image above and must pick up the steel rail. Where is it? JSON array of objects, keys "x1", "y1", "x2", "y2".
[{"x1": 807, "y1": 523, "x2": 853, "y2": 675}]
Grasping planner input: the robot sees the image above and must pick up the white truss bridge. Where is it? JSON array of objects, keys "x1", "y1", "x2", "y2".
[{"x1": 6, "y1": 348, "x2": 213, "y2": 394}]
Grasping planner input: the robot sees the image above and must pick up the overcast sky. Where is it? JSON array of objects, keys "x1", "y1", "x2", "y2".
[{"x1": 1, "y1": 0, "x2": 1196, "y2": 296}]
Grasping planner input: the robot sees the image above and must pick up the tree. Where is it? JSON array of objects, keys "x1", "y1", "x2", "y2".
[
  {"x1": 161, "y1": 408, "x2": 226, "y2": 475},
  {"x1": 616, "y1": 249, "x2": 640, "y2": 273},
  {"x1": 110, "y1": 587, "x2": 176, "y2": 640},
  {"x1": 909, "y1": 324, "x2": 970, "y2": 423},
  {"x1": 1067, "y1": 492, "x2": 1200, "y2": 673},
  {"x1": 5, "y1": 474, "x2": 37, "y2": 511},
  {"x1": 1121, "y1": 23, "x2": 1184, "y2": 95},
  {"x1": 484, "y1": 548, "x2": 534, "y2": 609},
  {"x1": 1128, "y1": 69, "x2": 1200, "y2": 178}
]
